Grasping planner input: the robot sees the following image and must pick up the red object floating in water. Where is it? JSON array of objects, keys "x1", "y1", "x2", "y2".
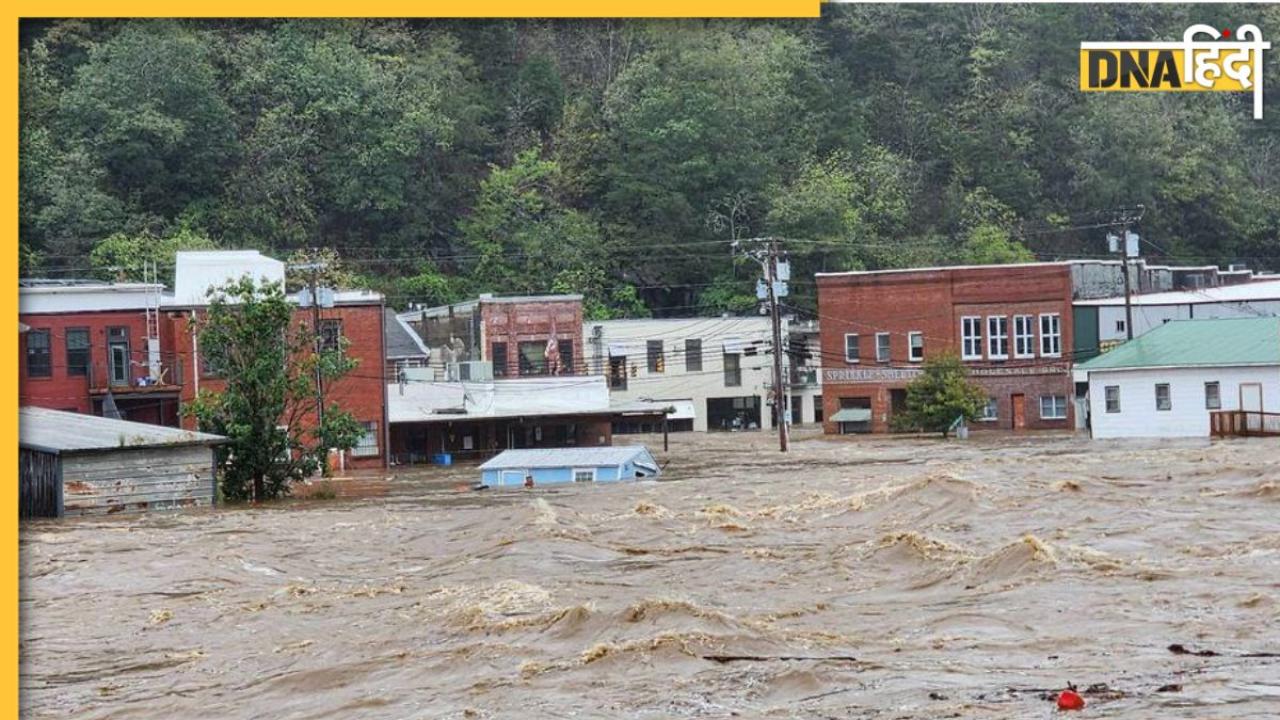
[{"x1": 1057, "y1": 689, "x2": 1086, "y2": 711}]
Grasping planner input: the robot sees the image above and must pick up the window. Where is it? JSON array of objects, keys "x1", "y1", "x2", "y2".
[
  {"x1": 908, "y1": 332, "x2": 924, "y2": 362},
  {"x1": 66, "y1": 328, "x2": 90, "y2": 377},
  {"x1": 518, "y1": 341, "x2": 547, "y2": 376},
  {"x1": 1116, "y1": 319, "x2": 1126, "y2": 334},
  {"x1": 980, "y1": 397, "x2": 999, "y2": 422},
  {"x1": 876, "y1": 333, "x2": 891, "y2": 363},
  {"x1": 352, "y1": 421, "x2": 379, "y2": 457},
  {"x1": 492, "y1": 342, "x2": 508, "y2": 378},
  {"x1": 986, "y1": 316, "x2": 1008, "y2": 359},
  {"x1": 26, "y1": 329, "x2": 51, "y2": 377},
  {"x1": 1013, "y1": 315, "x2": 1035, "y2": 358},
  {"x1": 318, "y1": 319, "x2": 343, "y2": 353},
  {"x1": 1105, "y1": 385, "x2": 1121, "y2": 413},
  {"x1": 200, "y1": 350, "x2": 224, "y2": 378},
  {"x1": 573, "y1": 468, "x2": 595, "y2": 483},
  {"x1": 1039, "y1": 313, "x2": 1062, "y2": 357},
  {"x1": 1205, "y1": 381, "x2": 1221, "y2": 410},
  {"x1": 647, "y1": 340, "x2": 665, "y2": 373},
  {"x1": 1039, "y1": 395, "x2": 1068, "y2": 420},
  {"x1": 723, "y1": 352, "x2": 742, "y2": 387},
  {"x1": 557, "y1": 339, "x2": 574, "y2": 375},
  {"x1": 1155, "y1": 383, "x2": 1172, "y2": 411},
  {"x1": 961, "y1": 317, "x2": 982, "y2": 360},
  {"x1": 844, "y1": 334, "x2": 860, "y2": 363},
  {"x1": 609, "y1": 356, "x2": 627, "y2": 390},
  {"x1": 685, "y1": 339, "x2": 703, "y2": 372}
]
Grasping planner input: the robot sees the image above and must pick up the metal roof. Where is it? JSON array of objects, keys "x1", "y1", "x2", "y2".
[
  {"x1": 385, "y1": 308, "x2": 430, "y2": 359},
  {"x1": 479, "y1": 445, "x2": 657, "y2": 471},
  {"x1": 1073, "y1": 279, "x2": 1280, "y2": 306},
  {"x1": 19, "y1": 407, "x2": 226, "y2": 455},
  {"x1": 1077, "y1": 317, "x2": 1280, "y2": 372}
]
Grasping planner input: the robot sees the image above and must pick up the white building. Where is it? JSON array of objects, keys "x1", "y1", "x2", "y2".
[
  {"x1": 1075, "y1": 278, "x2": 1280, "y2": 350},
  {"x1": 1077, "y1": 317, "x2": 1280, "y2": 439},
  {"x1": 585, "y1": 316, "x2": 791, "y2": 432}
]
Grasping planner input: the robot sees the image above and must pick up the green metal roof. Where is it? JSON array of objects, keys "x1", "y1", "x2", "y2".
[{"x1": 1077, "y1": 317, "x2": 1280, "y2": 371}]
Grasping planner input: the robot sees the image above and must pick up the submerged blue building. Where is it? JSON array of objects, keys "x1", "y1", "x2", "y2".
[{"x1": 478, "y1": 446, "x2": 661, "y2": 487}]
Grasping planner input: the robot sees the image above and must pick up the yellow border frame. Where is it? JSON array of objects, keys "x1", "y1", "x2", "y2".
[{"x1": 7, "y1": 2, "x2": 821, "y2": 716}]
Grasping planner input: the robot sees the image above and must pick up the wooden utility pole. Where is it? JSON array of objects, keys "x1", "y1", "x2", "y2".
[
  {"x1": 1121, "y1": 222, "x2": 1135, "y2": 341},
  {"x1": 766, "y1": 238, "x2": 789, "y2": 452}
]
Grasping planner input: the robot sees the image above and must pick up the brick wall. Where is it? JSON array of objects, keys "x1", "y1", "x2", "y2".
[
  {"x1": 481, "y1": 299, "x2": 585, "y2": 376},
  {"x1": 817, "y1": 264, "x2": 1076, "y2": 433}
]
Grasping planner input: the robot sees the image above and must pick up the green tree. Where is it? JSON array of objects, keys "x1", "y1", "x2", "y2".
[
  {"x1": 89, "y1": 228, "x2": 220, "y2": 284},
  {"x1": 184, "y1": 277, "x2": 364, "y2": 502},
  {"x1": 898, "y1": 353, "x2": 987, "y2": 437}
]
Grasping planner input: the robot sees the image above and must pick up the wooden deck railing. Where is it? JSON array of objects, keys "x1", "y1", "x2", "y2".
[{"x1": 1210, "y1": 410, "x2": 1280, "y2": 438}]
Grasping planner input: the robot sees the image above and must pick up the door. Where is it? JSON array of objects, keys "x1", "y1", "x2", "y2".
[
  {"x1": 1241, "y1": 383, "x2": 1264, "y2": 432},
  {"x1": 1011, "y1": 394, "x2": 1026, "y2": 430},
  {"x1": 107, "y1": 326, "x2": 130, "y2": 386}
]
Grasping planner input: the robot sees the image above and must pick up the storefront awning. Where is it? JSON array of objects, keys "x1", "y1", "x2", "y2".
[{"x1": 831, "y1": 407, "x2": 871, "y2": 423}]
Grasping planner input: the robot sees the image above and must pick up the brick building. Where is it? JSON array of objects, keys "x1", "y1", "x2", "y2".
[
  {"x1": 19, "y1": 252, "x2": 389, "y2": 469},
  {"x1": 816, "y1": 263, "x2": 1076, "y2": 433},
  {"x1": 401, "y1": 294, "x2": 585, "y2": 378}
]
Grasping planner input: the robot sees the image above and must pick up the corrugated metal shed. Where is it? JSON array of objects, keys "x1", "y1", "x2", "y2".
[
  {"x1": 19, "y1": 407, "x2": 225, "y2": 455},
  {"x1": 480, "y1": 446, "x2": 657, "y2": 472},
  {"x1": 1077, "y1": 318, "x2": 1280, "y2": 371}
]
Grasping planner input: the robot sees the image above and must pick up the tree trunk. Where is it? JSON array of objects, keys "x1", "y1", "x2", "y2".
[{"x1": 253, "y1": 475, "x2": 265, "y2": 502}]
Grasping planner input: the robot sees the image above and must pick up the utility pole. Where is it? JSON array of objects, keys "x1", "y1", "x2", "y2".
[
  {"x1": 1106, "y1": 206, "x2": 1144, "y2": 342},
  {"x1": 1121, "y1": 220, "x2": 1134, "y2": 341},
  {"x1": 765, "y1": 238, "x2": 789, "y2": 452},
  {"x1": 290, "y1": 256, "x2": 329, "y2": 429},
  {"x1": 732, "y1": 236, "x2": 790, "y2": 452}
]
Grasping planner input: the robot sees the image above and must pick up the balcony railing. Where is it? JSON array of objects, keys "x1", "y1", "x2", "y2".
[
  {"x1": 87, "y1": 359, "x2": 182, "y2": 394},
  {"x1": 1210, "y1": 410, "x2": 1280, "y2": 437}
]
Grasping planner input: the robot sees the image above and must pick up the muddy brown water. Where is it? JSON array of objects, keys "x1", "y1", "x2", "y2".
[{"x1": 19, "y1": 430, "x2": 1280, "y2": 718}]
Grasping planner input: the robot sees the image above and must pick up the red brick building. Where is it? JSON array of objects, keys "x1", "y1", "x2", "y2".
[
  {"x1": 402, "y1": 294, "x2": 585, "y2": 378},
  {"x1": 816, "y1": 264, "x2": 1075, "y2": 433},
  {"x1": 20, "y1": 277, "x2": 389, "y2": 469}
]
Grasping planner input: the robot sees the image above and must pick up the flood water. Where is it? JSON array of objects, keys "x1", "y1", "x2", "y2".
[{"x1": 19, "y1": 430, "x2": 1280, "y2": 718}]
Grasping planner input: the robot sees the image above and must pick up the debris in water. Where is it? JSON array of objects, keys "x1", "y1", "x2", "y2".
[
  {"x1": 148, "y1": 609, "x2": 172, "y2": 625},
  {"x1": 1156, "y1": 683, "x2": 1182, "y2": 693},
  {"x1": 1057, "y1": 687, "x2": 1086, "y2": 710}
]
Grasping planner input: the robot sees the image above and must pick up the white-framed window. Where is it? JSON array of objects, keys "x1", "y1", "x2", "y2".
[
  {"x1": 1205, "y1": 381, "x2": 1221, "y2": 410},
  {"x1": 844, "y1": 334, "x2": 860, "y2": 363},
  {"x1": 979, "y1": 397, "x2": 998, "y2": 422},
  {"x1": 1105, "y1": 385, "x2": 1121, "y2": 413},
  {"x1": 876, "y1": 333, "x2": 891, "y2": 363},
  {"x1": 1039, "y1": 395, "x2": 1068, "y2": 420},
  {"x1": 987, "y1": 316, "x2": 1009, "y2": 360},
  {"x1": 352, "y1": 421, "x2": 379, "y2": 457},
  {"x1": 1013, "y1": 315, "x2": 1035, "y2": 358},
  {"x1": 1155, "y1": 383, "x2": 1172, "y2": 411},
  {"x1": 572, "y1": 468, "x2": 596, "y2": 483},
  {"x1": 961, "y1": 317, "x2": 982, "y2": 360},
  {"x1": 908, "y1": 332, "x2": 924, "y2": 362},
  {"x1": 1039, "y1": 313, "x2": 1062, "y2": 357}
]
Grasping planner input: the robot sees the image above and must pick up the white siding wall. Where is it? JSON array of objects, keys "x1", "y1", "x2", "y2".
[
  {"x1": 1088, "y1": 365, "x2": 1280, "y2": 438},
  {"x1": 1098, "y1": 300, "x2": 1280, "y2": 343},
  {"x1": 587, "y1": 318, "x2": 782, "y2": 432}
]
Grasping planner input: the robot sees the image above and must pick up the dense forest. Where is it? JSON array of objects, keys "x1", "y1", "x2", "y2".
[{"x1": 18, "y1": 7, "x2": 1280, "y2": 316}]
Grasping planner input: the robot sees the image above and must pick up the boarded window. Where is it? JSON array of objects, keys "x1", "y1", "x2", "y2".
[
  {"x1": 66, "y1": 328, "x2": 90, "y2": 377},
  {"x1": 685, "y1": 339, "x2": 702, "y2": 372},
  {"x1": 26, "y1": 329, "x2": 51, "y2": 377}
]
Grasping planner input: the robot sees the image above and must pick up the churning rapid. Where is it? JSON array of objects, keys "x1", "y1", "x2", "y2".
[{"x1": 19, "y1": 430, "x2": 1280, "y2": 718}]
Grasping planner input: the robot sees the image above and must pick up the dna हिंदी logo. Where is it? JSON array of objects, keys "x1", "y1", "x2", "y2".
[{"x1": 1080, "y1": 24, "x2": 1271, "y2": 119}]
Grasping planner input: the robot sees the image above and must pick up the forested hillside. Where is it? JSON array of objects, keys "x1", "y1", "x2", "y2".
[{"x1": 18, "y1": 7, "x2": 1280, "y2": 316}]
